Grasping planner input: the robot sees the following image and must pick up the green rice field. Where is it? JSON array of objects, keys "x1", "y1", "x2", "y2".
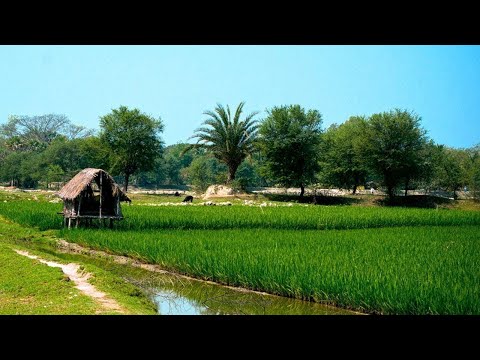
[
  {"x1": 1, "y1": 199, "x2": 479, "y2": 314},
  {"x1": 2, "y1": 200, "x2": 480, "y2": 231}
]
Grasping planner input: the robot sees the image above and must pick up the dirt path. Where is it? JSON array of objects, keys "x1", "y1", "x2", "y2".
[{"x1": 14, "y1": 249, "x2": 124, "y2": 314}]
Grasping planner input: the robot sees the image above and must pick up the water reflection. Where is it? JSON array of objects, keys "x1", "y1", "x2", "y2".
[
  {"x1": 155, "y1": 289, "x2": 210, "y2": 315},
  {"x1": 147, "y1": 275, "x2": 353, "y2": 315}
]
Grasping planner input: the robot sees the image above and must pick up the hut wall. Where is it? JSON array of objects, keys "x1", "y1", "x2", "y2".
[
  {"x1": 63, "y1": 200, "x2": 77, "y2": 218},
  {"x1": 116, "y1": 197, "x2": 122, "y2": 217}
]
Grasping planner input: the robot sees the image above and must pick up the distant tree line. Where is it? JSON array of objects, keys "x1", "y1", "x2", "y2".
[{"x1": 0, "y1": 104, "x2": 478, "y2": 201}]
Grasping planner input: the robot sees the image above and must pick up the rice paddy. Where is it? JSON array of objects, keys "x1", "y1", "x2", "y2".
[{"x1": 0, "y1": 198, "x2": 479, "y2": 314}]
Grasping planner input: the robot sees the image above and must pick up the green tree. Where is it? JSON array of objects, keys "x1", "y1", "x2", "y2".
[
  {"x1": 163, "y1": 143, "x2": 195, "y2": 185},
  {"x1": 434, "y1": 147, "x2": 470, "y2": 199},
  {"x1": 182, "y1": 153, "x2": 227, "y2": 192},
  {"x1": 257, "y1": 104, "x2": 323, "y2": 197},
  {"x1": 39, "y1": 136, "x2": 110, "y2": 182},
  {"x1": 46, "y1": 164, "x2": 64, "y2": 189},
  {"x1": 0, "y1": 151, "x2": 42, "y2": 188},
  {"x1": 184, "y1": 102, "x2": 259, "y2": 184},
  {"x1": 414, "y1": 141, "x2": 444, "y2": 194},
  {"x1": 467, "y1": 144, "x2": 480, "y2": 200},
  {"x1": 76, "y1": 136, "x2": 112, "y2": 171},
  {"x1": 0, "y1": 114, "x2": 90, "y2": 152},
  {"x1": 362, "y1": 109, "x2": 428, "y2": 199},
  {"x1": 319, "y1": 116, "x2": 369, "y2": 194},
  {"x1": 99, "y1": 106, "x2": 164, "y2": 192},
  {"x1": 234, "y1": 156, "x2": 268, "y2": 189}
]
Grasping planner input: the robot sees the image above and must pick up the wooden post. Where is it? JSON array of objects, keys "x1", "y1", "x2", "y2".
[
  {"x1": 99, "y1": 172, "x2": 102, "y2": 219},
  {"x1": 68, "y1": 218, "x2": 71, "y2": 229},
  {"x1": 78, "y1": 196, "x2": 82, "y2": 217}
]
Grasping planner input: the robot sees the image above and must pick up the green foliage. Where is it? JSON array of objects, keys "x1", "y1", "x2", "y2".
[
  {"x1": 0, "y1": 150, "x2": 43, "y2": 187},
  {"x1": 466, "y1": 144, "x2": 480, "y2": 201},
  {"x1": 136, "y1": 143, "x2": 196, "y2": 187},
  {"x1": 257, "y1": 105, "x2": 323, "y2": 196},
  {"x1": 362, "y1": 109, "x2": 429, "y2": 198},
  {"x1": 99, "y1": 106, "x2": 164, "y2": 192},
  {"x1": 185, "y1": 102, "x2": 259, "y2": 183},
  {"x1": 0, "y1": 114, "x2": 90, "y2": 153},
  {"x1": 0, "y1": 113, "x2": 100, "y2": 187},
  {"x1": 0, "y1": 136, "x2": 112, "y2": 188},
  {"x1": 433, "y1": 146, "x2": 470, "y2": 198},
  {"x1": 182, "y1": 153, "x2": 227, "y2": 191},
  {"x1": 319, "y1": 117, "x2": 369, "y2": 193},
  {"x1": 233, "y1": 157, "x2": 267, "y2": 189},
  {"x1": 162, "y1": 143, "x2": 194, "y2": 185},
  {"x1": 46, "y1": 165, "x2": 64, "y2": 189}
]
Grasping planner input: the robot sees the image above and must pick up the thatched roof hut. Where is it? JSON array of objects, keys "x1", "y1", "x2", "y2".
[{"x1": 57, "y1": 168, "x2": 130, "y2": 228}]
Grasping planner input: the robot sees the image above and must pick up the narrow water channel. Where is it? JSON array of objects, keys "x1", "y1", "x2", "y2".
[
  {"x1": 38, "y1": 243, "x2": 355, "y2": 315},
  {"x1": 145, "y1": 274, "x2": 353, "y2": 315}
]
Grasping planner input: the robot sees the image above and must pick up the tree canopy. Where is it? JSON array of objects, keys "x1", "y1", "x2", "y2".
[
  {"x1": 184, "y1": 102, "x2": 258, "y2": 184},
  {"x1": 0, "y1": 106, "x2": 475, "y2": 201},
  {"x1": 319, "y1": 116, "x2": 369, "y2": 194},
  {"x1": 362, "y1": 109, "x2": 429, "y2": 199},
  {"x1": 0, "y1": 114, "x2": 91, "y2": 152},
  {"x1": 99, "y1": 106, "x2": 164, "y2": 192},
  {"x1": 257, "y1": 105, "x2": 323, "y2": 197}
]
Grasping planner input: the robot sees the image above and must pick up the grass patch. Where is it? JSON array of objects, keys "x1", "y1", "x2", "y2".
[
  {"x1": 0, "y1": 216, "x2": 156, "y2": 315},
  {"x1": 0, "y1": 241, "x2": 99, "y2": 315}
]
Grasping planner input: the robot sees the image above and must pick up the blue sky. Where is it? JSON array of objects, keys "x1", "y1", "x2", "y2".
[{"x1": 0, "y1": 45, "x2": 479, "y2": 148}]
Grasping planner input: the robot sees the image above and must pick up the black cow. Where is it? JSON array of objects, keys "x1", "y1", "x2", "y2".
[{"x1": 182, "y1": 195, "x2": 194, "y2": 203}]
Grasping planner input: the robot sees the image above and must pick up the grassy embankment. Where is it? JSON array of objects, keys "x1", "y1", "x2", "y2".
[
  {"x1": 0, "y1": 213, "x2": 156, "y2": 315},
  {"x1": 0, "y1": 192, "x2": 478, "y2": 315}
]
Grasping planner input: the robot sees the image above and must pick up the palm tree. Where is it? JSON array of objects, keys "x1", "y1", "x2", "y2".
[{"x1": 184, "y1": 102, "x2": 259, "y2": 183}]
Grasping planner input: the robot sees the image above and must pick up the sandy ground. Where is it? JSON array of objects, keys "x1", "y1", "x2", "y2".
[{"x1": 14, "y1": 249, "x2": 124, "y2": 314}]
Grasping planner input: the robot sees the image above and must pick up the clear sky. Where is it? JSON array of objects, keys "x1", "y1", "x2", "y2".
[{"x1": 0, "y1": 45, "x2": 478, "y2": 148}]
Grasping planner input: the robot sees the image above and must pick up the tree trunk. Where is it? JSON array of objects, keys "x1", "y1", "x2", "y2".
[
  {"x1": 384, "y1": 172, "x2": 395, "y2": 201},
  {"x1": 353, "y1": 174, "x2": 360, "y2": 195},
  {"x1": 404, "y1": 177, "x2": 410, "y2": 197},
  {"x1": 124, "y1": 172, "x2": 130, "y2": 193},
  {"x1": 227, "y1": 164, "x2": 238, "y2": 184},
  {"x1": 300, "y1": 183, "x2": 305, "y2": 197},
  {"x1": 387, "y1": 186, "x2": 395, "y2": 200}
]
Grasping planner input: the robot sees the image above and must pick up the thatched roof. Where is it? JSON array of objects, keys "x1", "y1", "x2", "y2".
[{"x1": 56, "y1": 168, "x2": 131, "y2": 202}]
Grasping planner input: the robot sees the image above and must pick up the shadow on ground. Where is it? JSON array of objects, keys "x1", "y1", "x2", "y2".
[
  {"x1": 262, "y1": 194, "x2": 362, "y2": 206},
  {"x1": 376, "y1": 195, "x2": 454, "y2": 208}
]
